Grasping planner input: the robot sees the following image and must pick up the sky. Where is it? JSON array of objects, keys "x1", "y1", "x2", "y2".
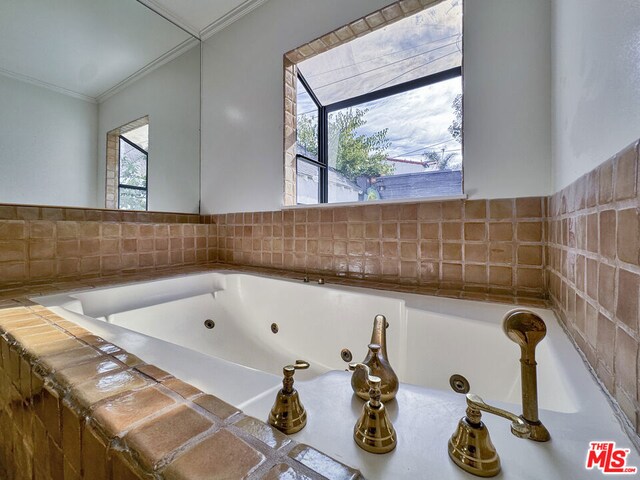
[{"x1": 297, "y1": 0, "x2": 462, "y2": 172}]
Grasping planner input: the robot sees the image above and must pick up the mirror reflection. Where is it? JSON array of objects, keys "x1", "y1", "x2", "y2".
[{"x1": 0, "y1": 0, "x2": 201, "y2": 213}]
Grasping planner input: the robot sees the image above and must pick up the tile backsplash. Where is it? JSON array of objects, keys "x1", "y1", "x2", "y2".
[
  {"x1": 204, "y1": 197, "x2": 547, "y2": 299},
  {"x1": 0, "y1": 209, "x2": 216, "y2": 287},
  {"x1": 547, "y1": 139, "x2": 640, "y2": 435}
]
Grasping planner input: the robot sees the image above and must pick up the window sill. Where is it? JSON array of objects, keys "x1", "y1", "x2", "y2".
[{"x1": 283, "y1": 193, "x2": 467, "y2": 210}]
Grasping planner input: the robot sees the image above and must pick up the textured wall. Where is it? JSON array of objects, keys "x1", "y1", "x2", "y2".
[{"x1": 547, "y1": 138, "x2": 640, "y2": 436}]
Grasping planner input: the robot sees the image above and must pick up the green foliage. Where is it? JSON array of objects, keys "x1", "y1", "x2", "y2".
[
  {"x1": 448, "y1": 93, "x2": 462, "y2": 144},
  {"x1": 297, "y1": 114, "x2": 319, "y2": 157},
  {"x1": 118, "y1": 140, "x2": 148, "y2": 210},
  {"x1": 329, "y1": 108, "x2": 393, "y2": 181},
  {"x1": 297, "y1": 108, "x2": 394, "y2": 182}
]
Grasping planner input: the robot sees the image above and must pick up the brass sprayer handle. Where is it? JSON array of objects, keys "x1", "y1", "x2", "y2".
[{"x1": 465, "y1": 394, "x2": 530, "y2": 438}]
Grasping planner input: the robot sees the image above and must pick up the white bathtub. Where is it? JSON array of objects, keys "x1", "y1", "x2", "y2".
[{"x1": 34, "y1": 271, "x2": 638, "y2": 479}]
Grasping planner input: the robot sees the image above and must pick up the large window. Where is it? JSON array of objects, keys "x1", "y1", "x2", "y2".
[{"x1": 294, "y1": 0, "x2": 462, "y2": 205}]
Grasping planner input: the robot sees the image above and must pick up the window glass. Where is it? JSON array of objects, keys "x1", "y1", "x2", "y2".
[
  {"x1": 296, "y1": 158, "x2": 320, "y2": 205},
  {"x1": 122, "y1": 124, "x2": 149, "y2": 150},
  {"x1": 119, "y1": 139, "x2": 147, "y2": 188},
  {"x1": 327, "y1": 76, "x2": 462, "y2": 201},
  {"x1": 297, "y1": 0, "x2": 462, "y2": 105},
  {"x1": 118, "y1": 187, "x2": 147, "y2": 211},
  {"x1": 296, "y1": 81, "x2": 318, "y2": 160},
  {"x1": 118, "y1": 125, "x2": 148, "y2": 210}
]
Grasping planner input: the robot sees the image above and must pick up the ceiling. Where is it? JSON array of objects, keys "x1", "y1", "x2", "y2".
[
  {"x1": 0, "y1": 0, "x2": 268, "y2": 102},
  {"x1": 140, "y1": 0, "x2": 269, "y2": 39}
]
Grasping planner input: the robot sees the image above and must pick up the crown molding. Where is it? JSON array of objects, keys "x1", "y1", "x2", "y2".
[
  {"x1": 135, "y1": 0, "x2": 200, "y2": 39},
  {"x1": 0, "y1": 67, "x2": 96, "y2": 103},
  {"x1": 200, "y1": 0, "x2": 269, "y2": 41},
  {"x1": 97, "y1": 37, "x2": 199, "y2": 104}
]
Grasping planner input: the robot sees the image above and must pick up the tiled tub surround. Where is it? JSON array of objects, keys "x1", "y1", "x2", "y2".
[
  {"x1": 547, "y1": 139, "x2": 640, "y2": 439},
  {"x1": 0, "y1": 197, "x2": 547, "y2": 301},
  {"x1": 0, "y1": 207, "x2": 215, "y2": 288},
  {"x1": 206, "y1": 197, "x2": 547, "y2": 301},
  {"x1": 0, "y1": 303, "x2": 364, "y2": 480}
]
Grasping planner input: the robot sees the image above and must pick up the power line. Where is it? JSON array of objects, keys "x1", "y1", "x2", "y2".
[
  {"x1": 370, "y1": 50, "x2": 458, "y2": 92},
  {"x1": 303, "y1": 33, "x2": 461, "y2": 79},
  {"x1": 393, "y1": 138, "x2": 454, "y2": 157},
  {"x1": 402, "y1": 147, "x2": 462, "y2": 157},
  {"x1": 312, "y1": 41, "x2": 460, "y2": 91}
]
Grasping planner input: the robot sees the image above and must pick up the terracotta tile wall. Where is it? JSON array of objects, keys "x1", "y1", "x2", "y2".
[
  {"x1": 547, "y1": 139, "x2": 640, "y2": 436},
  {"x1": 206, "y1": 197, "x2": 547, "y2": 299},
  {"x1": 0, "y1": 213, "x2": 216, "y2": 288},
  {"x1": 0, "y1": 304, "x2": 361, "y2": 480},
  {"x1": 0, "y1": 203, "x2": 200, "y2": 224}
]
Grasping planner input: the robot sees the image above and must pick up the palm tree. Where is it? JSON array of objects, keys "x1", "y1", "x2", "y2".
[{"x1": 423, "y1": 149, "x2": 457, "y2": 170}]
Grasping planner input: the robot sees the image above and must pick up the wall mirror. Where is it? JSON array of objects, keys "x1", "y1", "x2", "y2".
[{"x1": 0, "y1": 0, "x2": 201, "y2": 213}]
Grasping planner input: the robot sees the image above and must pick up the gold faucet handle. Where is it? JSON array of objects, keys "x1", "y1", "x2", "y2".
[
  {"x1": 349, "y1": 362, "x2": 382, "y2": 407},
  {"x1": 465, "y1": 393, "x2": 530, "y2": 438},
  {"x1": 283, "y1": 360, "x2": 309, "y2": 375},
  {"x1": 281, "y1": 360, "x2": 309, "y2": 394}
]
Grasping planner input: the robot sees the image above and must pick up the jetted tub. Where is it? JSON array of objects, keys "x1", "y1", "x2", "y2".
[{"x1": 34, "y1": 271, "x2": 638, "y2": 479}]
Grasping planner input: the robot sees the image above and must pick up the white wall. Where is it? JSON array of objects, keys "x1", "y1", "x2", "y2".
[
  {"x1": 463, "y1": 0, "x2": 551, "y2": 199},
  {"x1": 0, "y1": 75, "x2": 98, "y2": 207},
  {"x1": 98, "y1": 45, "x2": 201, "y2": 213},
  {"x1": 200, "y1": 0, "x2": 553, "y2": 214},
  {"x1": 552, "y1": 0, "x2": 640, "y2": 191}
]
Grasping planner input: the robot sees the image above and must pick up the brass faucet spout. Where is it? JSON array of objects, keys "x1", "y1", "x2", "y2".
[{"x1": 351, "y1": 315, "x2": 398, "y2": 402}]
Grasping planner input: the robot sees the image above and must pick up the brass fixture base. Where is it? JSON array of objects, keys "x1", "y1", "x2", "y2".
[
  {"x1": 354, "y1": 402, "x2": 397, "y2": 454},
  {"x1": 448, "y1": 418, "x2": 500, "y2": 477},
  {"x1": 521, "y1": 418, "x2": 550, "y2": 442},
  {"x1": 268, "y1": 360, "x2": 309, "y2": 434},
  {"x1": 268, "y1": 390, "x2": 307, "y2": 434},
  {"x1": 448, "y1": 394, "x2": 531, "y2": 477},
  {"x1": 350, "y1": 363, "x2": 397, "y2": 454}
]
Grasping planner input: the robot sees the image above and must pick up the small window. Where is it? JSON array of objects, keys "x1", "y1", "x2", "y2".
[
  {"x1": 118, "y1": 125, "x2": 148, "y2": 210},
  {"x1": 105, "y1": 116, "x2": 149, "y2": 210},
  {"x1": 292, "y1": 0, "x2": 462, "y2": 205}
]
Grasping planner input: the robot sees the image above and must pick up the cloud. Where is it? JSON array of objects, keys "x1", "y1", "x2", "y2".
[
  {"x1": 298, "y1": 0, "x2": 462, "y2": 105},
  {"x1": 355, "y1": 77, "x2": 462, "y2": 163}
]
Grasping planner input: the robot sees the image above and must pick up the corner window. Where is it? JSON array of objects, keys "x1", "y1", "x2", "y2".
[
  {"x1": 105, "y1": 116, "x2": 149, "y2": 210},
  {"x1": 286, "y1": 0, "x2": 463, "y2": 205}
]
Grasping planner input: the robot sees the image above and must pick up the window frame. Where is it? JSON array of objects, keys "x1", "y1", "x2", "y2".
[
  {"x1": 117, "y1": 135, "x2": 149, "y2": 211},
  {"x1": 296, "y1": 65, "x2": 462, "y2": 205}
]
